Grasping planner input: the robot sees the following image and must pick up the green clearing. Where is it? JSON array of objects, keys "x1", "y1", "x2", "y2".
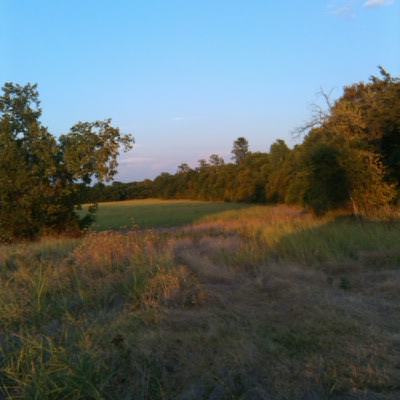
[{"x1": 81, "y1": 199, "x2": 250, "y2": 230}]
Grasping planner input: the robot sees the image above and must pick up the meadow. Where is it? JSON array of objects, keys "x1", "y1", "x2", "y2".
[
  {"x1": 80, "y1": 199, "x2": 250, "y2": 231},
  {"x1": 1, "y1": 200, "x2": 400, "y2": 399}
]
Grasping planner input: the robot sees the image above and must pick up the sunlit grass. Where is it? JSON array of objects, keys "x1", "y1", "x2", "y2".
[{"x1": 197, "y1": 205, "x2": 400, "y2": 267}]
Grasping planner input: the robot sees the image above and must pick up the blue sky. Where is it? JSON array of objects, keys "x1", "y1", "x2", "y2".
[{"x1": 2, "y1": 0, "x2": 399, "y2": 181}]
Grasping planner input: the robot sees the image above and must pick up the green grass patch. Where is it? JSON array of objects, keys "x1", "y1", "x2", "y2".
[
  {"x1": 274, "y1": 216, "x2": 400, "y2": 266},
  {"x1": 81, "y1": 199, "x2": 250, "y2": 230}
]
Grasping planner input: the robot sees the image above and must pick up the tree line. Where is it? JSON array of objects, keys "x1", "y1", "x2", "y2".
[
  {"x1": 85, "y1": 67, "x2": 400, "y2": 217},
  {"x1": 1, "y1": 67, "x2": 399, "y2": 242}
]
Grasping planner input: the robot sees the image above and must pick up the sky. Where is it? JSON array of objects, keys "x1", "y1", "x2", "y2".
[{"x1": 1, "y1": 0, "x2": 399, "y2": 182}]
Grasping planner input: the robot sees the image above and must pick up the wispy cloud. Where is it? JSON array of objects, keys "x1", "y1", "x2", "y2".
[
  {"x1": 116, "y1": 156, "x2": 177, "y2": 181},
  {"x1": 170, "y1": 116, "x2": 205, "y2": 122},
  {"x1": 120, "y1": 156, "x2": 153, "y2": 164},
  {"x1": 328, "y1": 0, "x2": 357, "y2": 16},
  {"x1": 120, "y1": 155, "x2": 178, "y2": 172},
  {"x1": 328, "y1": 0, "x2": 394, "y2": 16},
  {"x1": 363, "y1": 0, "x2": 394, "y2": 7}
]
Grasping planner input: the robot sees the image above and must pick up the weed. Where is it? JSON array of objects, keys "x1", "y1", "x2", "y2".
[{"x1": 339, "y1": 276, "x2": 351, "y2": 291}]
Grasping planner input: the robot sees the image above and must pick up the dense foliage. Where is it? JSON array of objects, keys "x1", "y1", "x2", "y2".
[
  {"x1": 89, "y1": 68, "x2": 400, "y2": 217},
  {"x1": 0, "y1": 83, "x2": 134, "y2": 242}
]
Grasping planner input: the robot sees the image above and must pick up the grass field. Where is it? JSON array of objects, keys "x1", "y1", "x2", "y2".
[
  {"x1": 81, "y1": 199, "x2": 250, "y2": 230},
  {"x1": 1, "y1": 201, "x2": 400, "y2": 399}
]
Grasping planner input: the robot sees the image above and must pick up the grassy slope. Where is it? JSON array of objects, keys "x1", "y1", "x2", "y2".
[{"x1": 1, "y1": 202, "x2": 400, "y2": 399}]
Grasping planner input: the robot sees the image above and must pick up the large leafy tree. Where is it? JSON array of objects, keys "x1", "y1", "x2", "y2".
[
  {"x1": 294, "y1": 68, "x2": 399, "y2": 216},
  {"x1": 0, "y1": 83, "x2": 134, "y2": 242}
]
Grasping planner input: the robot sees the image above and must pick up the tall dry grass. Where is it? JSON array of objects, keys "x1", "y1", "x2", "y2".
[
  {"x1": 1, "y1": 205, "x2": 400, "y2": 399},
  {"x1": 0, "y1": 230, "x2": 204, "y2": 399}
]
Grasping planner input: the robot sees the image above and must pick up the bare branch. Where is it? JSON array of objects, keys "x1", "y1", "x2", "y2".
[{"x1": 291, "y1": 87, "x2": 336, "y2": 139}]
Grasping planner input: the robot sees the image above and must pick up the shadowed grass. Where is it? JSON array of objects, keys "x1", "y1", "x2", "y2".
[{"x1": 1, "y1": 203, "x2": 400, "y2": 399}]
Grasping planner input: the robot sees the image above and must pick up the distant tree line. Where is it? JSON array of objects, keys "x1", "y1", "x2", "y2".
[
  {"x1": 1, "y1": 68, "x2": 399, "y2": 242},
  {"x1": 85, "y1": 68, "x2": 400, "y2": 217}
]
